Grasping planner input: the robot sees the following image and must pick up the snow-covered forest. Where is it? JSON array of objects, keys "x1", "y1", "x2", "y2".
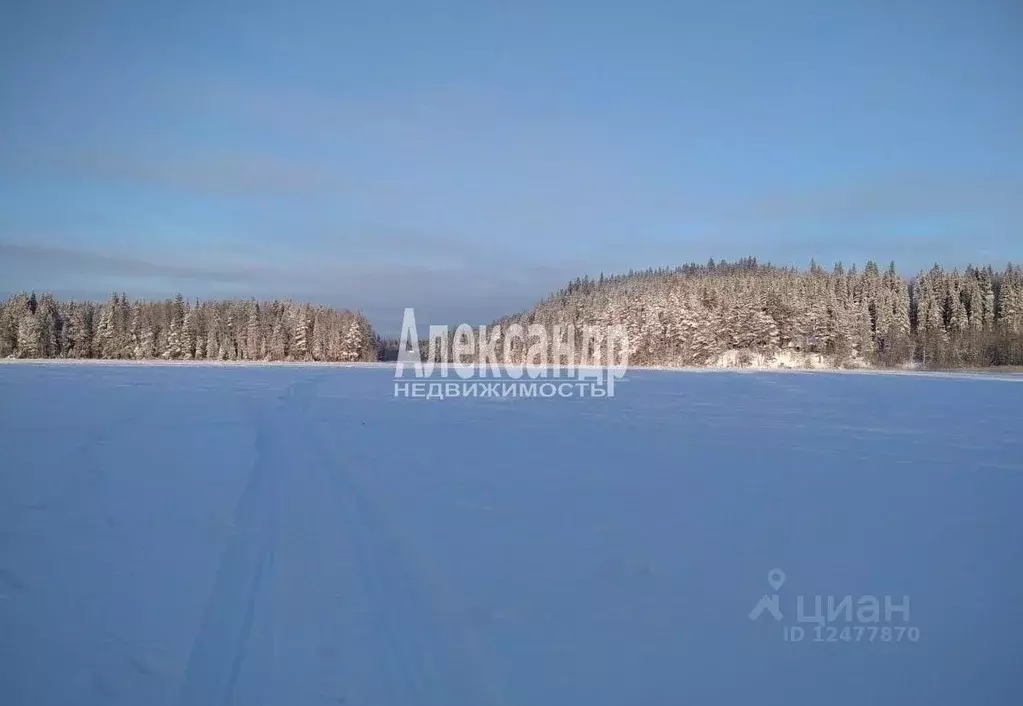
[
  {"x1": 477, "y1": 259, "x2": 1023, "y2": 369},
  {"x1": 0, "y1": 293, "x2": 377, "y2": 362},
  {"x1": 5, "y1": 259, "x2": 1023, "y2": 368}
]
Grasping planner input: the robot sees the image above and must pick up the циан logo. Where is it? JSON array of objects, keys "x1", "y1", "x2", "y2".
[{"x1": 749, "y1": 568, "x2": 920, "y2": 644}]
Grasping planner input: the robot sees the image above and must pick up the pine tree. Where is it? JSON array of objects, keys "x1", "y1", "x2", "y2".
[
  {"x1": 341, "y1": 317, "x2": 365, "y2": 361},
  {"x1": 221, "y1": 308, "x2": 237, "y2": 360},
  {"x1": 94, "y1": 298, "x2": 116, "y2": 359},
  {"x1": 245, "y1": 303, "x2": 262, "y2": 361},
  {"x1": 292, "y1": 306, "x2": 310, "y2": 361},
  {"x1": 999, "y1": 277, "x2": 1022, "y2": 334},
  {"x1": 136, "y1": 320, "x2": 156, "y2": 360},
  {"x1": 0, "y1": 298, "x2": 16, "y2": 358},
  {"x1": 193, "y1": 306, "x2": 207, "y2": 360},
  {"x1": 269, "y1": 317, "x2": 287, "y2": 361},
  {"x1": 63, "y1": 303, "x2": 89, "y2": 358},
  {"x1": 981, "y1": 271, "x2": 996, "y2": 330},
  {"x1": 33, "y1": 294, "x2": 60, "y2": 357},
  {"x1": 163, "y1": 294, "x2": 185, "y2": 359},
  {"x1": 128, "y1": 303, "x2": 142, "y2": 359},
  {"x1": 853, "y1": 301, "x2": 874, "y2": 361},
  {"x1": 181, "y1": 305, "x2": 196, "y2": 360},
  {"x1": 207, "y1": 308, "x2": 222, "y2": 361},
  {"x1": 113, "y1": 293, "x2": 132, "y2": 359},
  {"x1": 16, "y1": 311, "x2": 43, "y2": 358}
]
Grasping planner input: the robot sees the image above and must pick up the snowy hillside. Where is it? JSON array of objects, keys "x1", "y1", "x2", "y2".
[{"x1": 0, "y1": 363, "x2": 1021, "y2": 706}]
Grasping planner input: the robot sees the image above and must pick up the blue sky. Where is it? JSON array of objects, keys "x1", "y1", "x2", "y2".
[{"x1": 1, "y1": 0, "x2": 1021, "y2": 335}]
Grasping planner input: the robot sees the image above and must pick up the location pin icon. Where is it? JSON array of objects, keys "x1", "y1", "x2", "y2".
[{"x1": 767, "y1": 568, "x2": 786, "y2": 591}]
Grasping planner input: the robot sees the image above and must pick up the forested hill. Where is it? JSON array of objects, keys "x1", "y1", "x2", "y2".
[
  {"x1": 0, "y1": 294, "x2": 377, "y2": 362},
  {"x1": 5, "y1": 259, "x2": 1023, "y2": 368},
  {"x1": 492, "y1": 258, "x2": 1023, "y2": 369}
]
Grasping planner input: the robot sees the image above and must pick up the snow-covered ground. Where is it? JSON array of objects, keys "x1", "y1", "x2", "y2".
[{"x1": 0, "y1": 363, "x2": 1021, "y2": 706}]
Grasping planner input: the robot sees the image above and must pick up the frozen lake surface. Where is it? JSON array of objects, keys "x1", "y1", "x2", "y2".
[{"x1": 1, "y1": 363, "x2": 1021, "y2": 705}]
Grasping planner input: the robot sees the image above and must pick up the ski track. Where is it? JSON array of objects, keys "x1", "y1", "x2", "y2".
[
  {"x1": 174, "y1": 372, "x2": 497, "y2": 706},
  {"x1": 174, "y1": 398, "x2": 280, "y2": 706},
  {"x1": 2, "y1": 364, "x2": 1022, "y2": 706}
]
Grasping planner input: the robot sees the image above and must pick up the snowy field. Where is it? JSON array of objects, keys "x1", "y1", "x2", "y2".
[{"x1": 1, "y1": 363, "x2": 1021, "y2": 706}]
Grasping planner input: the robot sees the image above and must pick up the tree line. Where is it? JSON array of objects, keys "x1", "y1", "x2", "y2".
[
  {"x1": 0, "y1": 293, "x2": 378, "y2": 363},
  {"x1": 382, "y1": 258, "x2": 1023, "y2": 369},
  {"x1": 5, "y1": 258, "x2": 1023, "y2": 369},
  {"x1": 491, "y1": 258, "x2": 1023, "y2": 369}
]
